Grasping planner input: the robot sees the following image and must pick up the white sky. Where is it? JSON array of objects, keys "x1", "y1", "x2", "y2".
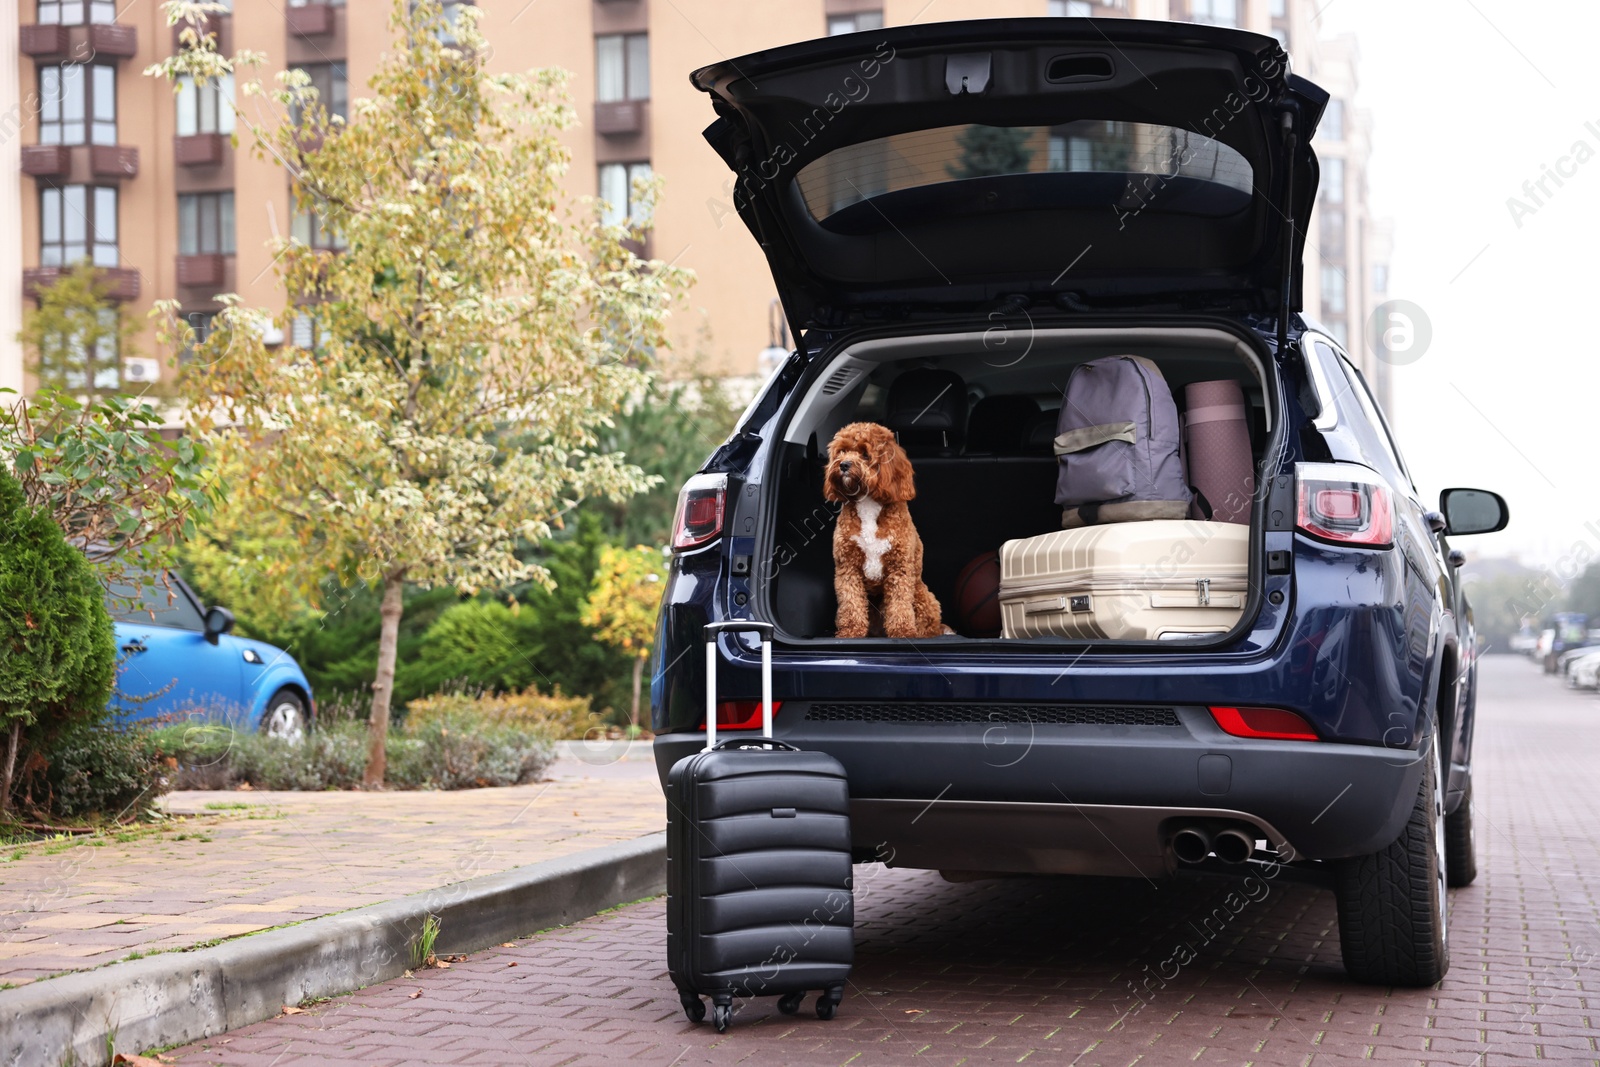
[{"x1": 1316, "y1": 0, "x2": 1600, "y2": 564}]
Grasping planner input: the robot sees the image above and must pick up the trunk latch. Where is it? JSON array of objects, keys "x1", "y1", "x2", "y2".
[
  {"x1": 946, "y1": 53, "x2": 992, "y2": 95},
  {"x1": 1196, "y1": 578, "x2": 1212, "y2": 607}
]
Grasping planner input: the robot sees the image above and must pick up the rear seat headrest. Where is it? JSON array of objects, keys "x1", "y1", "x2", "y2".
[
  {"x1": 1026, "y1": 412, "x2": 1058, "y2": 452},
  {"x1": 885, "y1": 368, "x2": 968, "y2": 455},
  {"x1": 966, "y1": 395, "x2": 1042, "y2": 455}
]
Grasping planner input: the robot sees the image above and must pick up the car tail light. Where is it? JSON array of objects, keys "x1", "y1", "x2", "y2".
[
  {"x1": 697, "y1": 700, "x2": 782, "y2": 731},
  {"x1": 1209, "y1": 705, "x2": 1320, "y2": 741},
  {"x1": 1295, "y1": 462, "x2": 1394, "y2": 547},
  {"x1": 671, "y1": 473, "x2": 727, "y2": 552}
]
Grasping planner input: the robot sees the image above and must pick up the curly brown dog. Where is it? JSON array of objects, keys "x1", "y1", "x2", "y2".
[{"x1": 824, "y1": 422, "x2": 946, "y2": 639}]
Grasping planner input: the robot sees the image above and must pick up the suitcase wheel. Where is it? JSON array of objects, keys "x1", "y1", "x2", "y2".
[
  {"x1": 713, "y1": 1001, "x2": 732, "y2": 1033},
  {"x1": 680, "y1": 994, "x2": 705, "y2": 1024},
  {"x1": 777, "y1": 991, "x2": 805, "y2": 1015},
  {"x1": 817, "y1": 985, "x2": 845, "y2": 1021}
]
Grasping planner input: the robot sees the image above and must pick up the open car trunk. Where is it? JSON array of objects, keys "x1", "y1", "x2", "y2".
[{"x1": 761, "y1": 324, "x2": 1276, "y2": 646}]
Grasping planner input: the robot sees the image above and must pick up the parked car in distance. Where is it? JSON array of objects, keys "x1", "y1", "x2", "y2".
[
  {"x1": 1508, "y1": 626, "x2": 1538, "y2": 655},
  {"x1": 1566, "y1": 649, "x2": 1600, "y2": 690},
  {"x1": 107, "y1": 572, "x2": 314, "y2": 740},
  {"x1": 1555, "y1": 642, "x2": 1600, "y2": 677},
  {"x1": 1543, "y1": 612, "x2": 1589, "y2": 673},
  {"x1": 654, "y1": 18, "x2": 1508, "y2": 989}
]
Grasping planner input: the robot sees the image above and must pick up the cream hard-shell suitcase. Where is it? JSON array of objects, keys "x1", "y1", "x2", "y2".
[{"x1": 998, "y1": 521, "x2": 1249, "y2": 640}]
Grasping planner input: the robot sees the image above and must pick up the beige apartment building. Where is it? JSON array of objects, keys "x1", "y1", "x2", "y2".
[{"x1": 3, "y1": 0, "x2": 1392, "y2": 412}]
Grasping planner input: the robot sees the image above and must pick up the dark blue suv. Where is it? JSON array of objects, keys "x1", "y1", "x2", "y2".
[{"x1": 651, "y1": 19, "x2": 1508, "y2": 987}]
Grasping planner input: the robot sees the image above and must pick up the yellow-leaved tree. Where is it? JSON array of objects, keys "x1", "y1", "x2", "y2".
[
  {"x1": 581, "y1": 545, "x2": 666, "y2": 732},
  {"x1": 148, "y1": 0, "x2": 690, "y2": 784}
]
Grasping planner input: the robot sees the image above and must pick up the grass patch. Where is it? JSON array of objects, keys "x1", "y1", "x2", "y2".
[{"x1": 411, "y1": 914, "x2": 442, "y2": 969}]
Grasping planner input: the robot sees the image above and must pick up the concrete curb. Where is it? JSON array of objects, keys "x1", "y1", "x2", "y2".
[{"x1": 0, "y1": 832, "x2": 666, "y2": 1067}]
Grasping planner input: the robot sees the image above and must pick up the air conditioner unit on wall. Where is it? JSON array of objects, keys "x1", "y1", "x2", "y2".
[{"x1": 123, "y1": 357, "x2": 161, "y2": 384}]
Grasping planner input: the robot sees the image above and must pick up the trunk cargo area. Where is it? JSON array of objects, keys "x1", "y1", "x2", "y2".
[{"x1": 762, "y1": 327, "x2": 1272, "y2": 646}]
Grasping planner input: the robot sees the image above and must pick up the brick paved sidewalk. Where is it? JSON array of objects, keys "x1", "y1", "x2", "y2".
[
  {"x1": 0, "y1": 746, "x2": 664, "y2": 987},
  {"x1": 161, "y1": 656, "x2": 1600, "y2": 1066}
]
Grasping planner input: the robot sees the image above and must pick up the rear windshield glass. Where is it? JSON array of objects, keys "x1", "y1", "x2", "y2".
[{"x1": 796, "y1": 121, "x2": 1254, "y2": 220}]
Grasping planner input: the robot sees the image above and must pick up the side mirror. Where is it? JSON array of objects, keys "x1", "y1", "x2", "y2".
[
  {"x1": 203, "y1": 606, "x2": 236, "y2": 645},
  {"x1": 1440, "y1": 488, "x2": 1509, "y2": 536}
]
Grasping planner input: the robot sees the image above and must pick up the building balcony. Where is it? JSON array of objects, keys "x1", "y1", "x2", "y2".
[
  {"x1": 286, "y1": 4, "x2": 334, "y2": 37},
  {"x1": 20, "y1": 22, "x2": 137, "y2": 62},
  {"x1": 91, "y1": 144, "x2": 138, "y2": 179},
  {"x1": 20, "y1": 145, "x2": 71, "y2": 177},
  {"x1": 25, "y1": 266, "x2": 141, "y2": 302},
  {"x1": 175, "y1": 254, "x2": 227, "y2": 288},
  {"x1": 19, "y1": 143, "x2": 139, "y2": 181},
  {"x1": 175, "y1": 133, "x2": 228, "y2": 167},
  {"x1": 594, "y1": 101, "x2": 648, "y2": 137}
]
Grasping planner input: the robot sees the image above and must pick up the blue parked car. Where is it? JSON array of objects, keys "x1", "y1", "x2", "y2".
[
  {"x1": 108, "y1": 572, "x2": 315, "y2": 740},
  {"x1": 653, "y1": 19, "x2": 1509, "y2": 987}
]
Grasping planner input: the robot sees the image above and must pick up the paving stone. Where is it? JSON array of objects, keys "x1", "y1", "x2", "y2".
[{"x1": 160, "y1": 658, "x2": 1600, "y2": 1066}]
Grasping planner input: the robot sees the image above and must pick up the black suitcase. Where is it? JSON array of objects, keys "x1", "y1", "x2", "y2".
[{"x1": 666, "y1": 621, "x2": 853, "y2": 1032}]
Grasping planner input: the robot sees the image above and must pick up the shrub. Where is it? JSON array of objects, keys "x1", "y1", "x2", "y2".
[
  {"x1": 150, "y1": 690, "x2": 563, "y2": 791},
  {"x1": 405, "y1": 687, "x2": 598, "y2": 738},
  {"x1": 0, "y1": 464, "x2": 117, "y2": 813},
  {"x1": 14, "y1": 722, "x2": 169, "y2": 820}
]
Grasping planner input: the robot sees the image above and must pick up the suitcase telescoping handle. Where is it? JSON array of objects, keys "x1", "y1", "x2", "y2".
[{"x1": 702, "y1": 621, "x2": 774, "y2": 750}]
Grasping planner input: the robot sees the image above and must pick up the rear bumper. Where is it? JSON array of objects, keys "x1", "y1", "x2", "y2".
[{"x1": 653, "y1": 710, "x2": 1423, "y2": 874}]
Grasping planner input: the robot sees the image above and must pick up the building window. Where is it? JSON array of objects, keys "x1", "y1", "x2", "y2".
[
  {"x1": 827, "y1": 11, "x2": 883, "y2": 35},
  {"x1": 1322, "y1": 157, "x2": 1344, "y2": 203},
  {"x1": 598, "y1": 162, "x2": 652, "y2": 227},
  {"x1": 1373, "y1": 264, "x2": 1389, "y2": 294},
  {"x1": 596, "y1": 34, "x2": 649, "y2": 103},
  {"x1": 39, "y1": 64, "x2": 116, "y2": 147},
  {"x1": 37, "y1": 313, "x2": 120, "y2": 392},
  {"x1": 1269, "y1": 27, "x2": 1289, "y2": 48},
  {"x1": 1326, "y1": 320, "x2": 1348, "y2": 347},
  {"x1": 36, "y1": 0, "x2": 117, "y2": 25},
  {"x1": 1321, "y1": 266, "x2": 1346, "y2": 316},
  {"x1": 179, "y1": 192, "x2": 236, "y2": 256},
  {"x1": 1048, "y1": 1, "x2": 1093, "y2": 15},
  {"x1": 1186, "y1": 0, "x2": 1238, "y2": 27},
  {"x1": 40, "y1": 185, "x2": 117, "y2": 267},
  {"x1": 1269, "y1": 0, "x2": 1286, "y2": 16},
  {"x1": 292, "y1": 63, "x2": 348, "y2": 124},
  {"x1": 1319, "y1": 207, "x2": 1344, "y2": 253},
  {"x1": 1323, "y1": 99, "x2": 1345, "y2": 141},
  {"x1": 176, "y1": 74, "x2": 235, "y2": 136},
  {"x1": 1049, "y1": 122, "x2": 1134, "y2": 173},
  {"x1": 437, "y1": 1, "x2": 472, "y2": 45},
  {"x1": 292, "y1": 205, "x2": 346, "y2": 250}
]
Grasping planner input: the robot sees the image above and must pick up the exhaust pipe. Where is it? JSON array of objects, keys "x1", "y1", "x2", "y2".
[
  {"x1": 1211, "y1": 828, "x2": 1256, "y2": 864},
  {"x1": 1171, "y1": 826, "x2": 1212, "y2": 864}
]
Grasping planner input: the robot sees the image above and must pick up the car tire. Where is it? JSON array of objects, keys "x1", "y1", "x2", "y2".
[
  {"x1": 260, "y1": 689, "x2": 310, "y2": 743},
  {"x1": 1444, "y1": 775, "x2": 1478, "y2": 888},
  {"x1": 1334, "y1": 725, "x2": 1450, "y2": 987}
]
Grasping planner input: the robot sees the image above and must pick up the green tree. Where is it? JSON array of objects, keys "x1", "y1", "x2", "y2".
[
  {"x1": 946, "y1": 125, "x2": 1034, "y2": 180},
  {"x1": 17, "y1": 262, "x2": 140, "y2": 397},
  {"x1": 580, "y1": 544, "x2": 665, "y2": 730},
  {"x1": 0, "y1": 465, "x2": 116, "y2": 813},
  {"x1": 150, "y1": 0, "x2": 690, "y2": 785},
  {"x1": 1, "y1": 388, "x2": 213, "y2": 600},
  {"x1": 583, "y1": 370, "x2": 740, "y2": 547}
]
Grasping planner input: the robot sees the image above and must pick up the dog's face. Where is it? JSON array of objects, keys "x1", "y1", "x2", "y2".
[{"x1": 824, "y1": 422, "x2": 916, "y2": 505}]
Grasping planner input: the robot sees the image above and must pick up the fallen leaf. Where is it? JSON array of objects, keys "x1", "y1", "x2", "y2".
[
  {"x1": 281, "y1": 1005, "x2": 305, "y2": 1015},
  {"x1": 435, "y1": 960, "x2": 451, "y2": 969},
  {"x1": 506, "y1": 961, "x2": 518, "y2": 967},
  {"x1": 236, "y1": 782, "x2": 253, "y2": 791},
  {"x1": 111, "y1": 1055, "x2": 167, "y2": 1067},
  {"x1": 904, "y1": 1009, "x2": 925, "y2": 1015},
  {"x1": 408, "y1": 990, "x2": 422, "y2": 999},
  {"x1": 499, "y1": 942, "x2": 516, "y2": 948},
  {"x1": 402, "y1": 969, "x2": 414, "y2": 979}
]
